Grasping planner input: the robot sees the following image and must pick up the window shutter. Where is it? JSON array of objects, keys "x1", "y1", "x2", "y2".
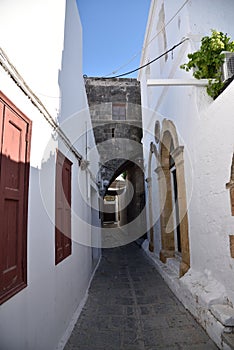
[
  {"x1": 55, "y1": 151, "x2": 72, "y2": 264},
  {"x1": 0, "y1": 93, "x2": 31, "y2": 304}
]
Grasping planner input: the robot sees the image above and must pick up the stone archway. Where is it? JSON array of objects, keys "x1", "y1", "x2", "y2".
[{"x1": 156, "y1": 119, "x2": 190, "y2": 276}]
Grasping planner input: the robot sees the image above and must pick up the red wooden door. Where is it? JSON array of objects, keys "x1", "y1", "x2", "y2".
[{"x1": 0, "y1": 100, "x2": 30, "y2": 303}]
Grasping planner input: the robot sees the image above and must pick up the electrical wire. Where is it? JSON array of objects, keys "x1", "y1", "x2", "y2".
[
  {"x1": 103, "y1": 37, "x2": 189, "y2": 79},
  {"x1": 103, "y1": 0, "x2": 190, "y2": 77},
  {"x1": 36, "y1": 92, "x2": 61, "y2": 99},
  {"x1": 143, "y1": 0, "x2": 190, "y2": 57},
  {"x1": 0, "y1": 47, "x2": 83, "y2": 162}
]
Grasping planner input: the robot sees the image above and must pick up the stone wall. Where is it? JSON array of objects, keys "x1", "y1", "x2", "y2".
[
  {"x1": 84, "y1": 77, "x2": 144, "y2": 194},
  {"x1": 85, "y1": 77, "x2": 146, "y2": 235}
]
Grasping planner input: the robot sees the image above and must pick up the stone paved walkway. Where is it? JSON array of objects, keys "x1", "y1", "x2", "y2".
[{"x1": 64, "y1": 242, "x2": 218, "y2": 350}]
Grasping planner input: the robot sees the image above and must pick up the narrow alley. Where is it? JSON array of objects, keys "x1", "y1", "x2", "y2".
[
  {"x1": 1, "y1": 2, "x2": 234, "y2": 349},
  {"x1": 64, "y1": 243, "x2": 217, "y2": 350}
]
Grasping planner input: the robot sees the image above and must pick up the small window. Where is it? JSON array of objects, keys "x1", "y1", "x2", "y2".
[
  {"x1": 0, "y1": 92, "x2": 32, "y2": 305},
  {"x1": 112, "y1": 103, "x2": 126, "y2": 121},
  {"x1": 55, "y1": 150, "x2": 72, "y2": 265}
]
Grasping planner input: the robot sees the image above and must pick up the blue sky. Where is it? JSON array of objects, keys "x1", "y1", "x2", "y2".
[{"x1": 76, "y1": 0, "x2": 151, "y2": 78}]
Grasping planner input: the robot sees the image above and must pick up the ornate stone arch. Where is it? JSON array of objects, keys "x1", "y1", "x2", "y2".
[
  {"x1": 160, "y1": 119, "x2": 179, "y2": 152},
  {"x1": 156, "y1": 119, "x2": 190, "y2": 276}
]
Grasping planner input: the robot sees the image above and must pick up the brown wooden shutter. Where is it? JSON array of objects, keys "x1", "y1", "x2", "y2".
[
  {"x1": 62, "y1": 159, "x2": 72, "y2": 257},
  {"x1": 0, "y1": 92, "x2": 31, "y2": 304},
  {"x1": 55, "y1": 150, "x2": 72, "y2": 265}
]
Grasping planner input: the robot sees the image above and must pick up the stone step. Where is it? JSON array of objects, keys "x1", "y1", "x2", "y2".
[
  {"x1": 210, "y1": 304, "x2": 234, "y2": 327},
  {"x1": 166, "y1": 257, "x2": 181, "y2": 276},
  {"x1": 222, "y1": 333, "x2": 234, "y2": 349}
]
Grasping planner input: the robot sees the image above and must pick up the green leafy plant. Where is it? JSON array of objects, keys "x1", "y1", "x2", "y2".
[
  {"x1": 121, "y1": 171, "x2": 127, "y2": 180},
  {"x1": 180, "y1": 30, "x2": 234, "y2": 98}
]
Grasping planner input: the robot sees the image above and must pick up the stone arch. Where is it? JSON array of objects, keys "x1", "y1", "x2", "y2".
[
  {"x1": 157, "y1": 119, "x2": 190, "y2": 276},
  {"x1": 160, "y1": 119, "x2": 179, "y2": 151}
]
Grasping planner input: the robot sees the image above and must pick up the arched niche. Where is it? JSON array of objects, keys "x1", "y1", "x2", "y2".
[{"x1": 156, "y1": 119, "x2": 190, "y2": 277}]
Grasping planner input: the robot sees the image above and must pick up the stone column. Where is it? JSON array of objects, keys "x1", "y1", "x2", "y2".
[
  {"x1": 155, "y1": 165, "x2": 175, "y2": 263},
  {"x1": 171, "y1": 146, "x2": 190, "y2": 276}
]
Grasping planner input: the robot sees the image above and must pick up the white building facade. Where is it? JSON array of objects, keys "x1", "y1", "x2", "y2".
[
  {"x1": 0, "y1": 1, "x2": 101, "y2": 349},
  {"x1": 139, "y1": 0, "x2": 234, "y2": 348}
]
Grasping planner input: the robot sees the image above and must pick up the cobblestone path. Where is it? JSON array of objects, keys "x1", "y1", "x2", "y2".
[{"x1": 64, "y1": 242, "x2": 218, "y2": 350}]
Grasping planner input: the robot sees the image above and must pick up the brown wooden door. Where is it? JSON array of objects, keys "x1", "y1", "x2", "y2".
[{"x1": 0, "y1": 99, "x2": 31, "y2": 304}]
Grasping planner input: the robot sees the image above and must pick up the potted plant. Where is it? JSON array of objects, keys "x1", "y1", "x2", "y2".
[{"x1": 180, "y1": 30, "x2": 234, "y2": 98}]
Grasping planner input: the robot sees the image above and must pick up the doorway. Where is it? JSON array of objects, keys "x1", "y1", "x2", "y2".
[{"x1": 170, "y1": 166, "x2": 181, "y2": 253}]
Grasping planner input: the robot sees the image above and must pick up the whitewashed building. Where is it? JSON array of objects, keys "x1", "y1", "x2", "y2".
[
  {"x1": 139, "y1": 0, "x2": 234, "y2": 348},
  {"x1": 0, "y1": 1, "x2": 101, "y2": 349}
]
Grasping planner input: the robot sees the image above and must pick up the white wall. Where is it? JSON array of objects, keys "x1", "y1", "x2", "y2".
[
  {"x1": 0, "y1": 1, "x2": 101, "y2": 349},
  {"x1": 0, "y1": 0, "x2": 66, "y2": 169},
  {"x1": 139, "y1": 0, "x2": 234, "y2": 345},
  {"x1": 189, "y1": 83, "x2": 234, "y2": 298},
  {"x1": 0, "y1": 0, "x2": 65, "y2": 123}
]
